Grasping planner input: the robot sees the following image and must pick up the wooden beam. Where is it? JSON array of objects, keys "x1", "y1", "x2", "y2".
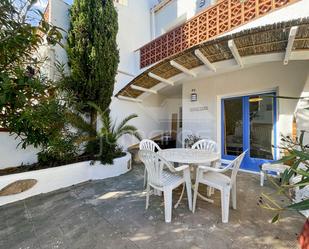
[
  {"x1": 170, "y1": 60, "x2": 196, "y2": 77},
  {"x1": 194, "y1": 49, "x2": 216, "y2": 72},
  {"x1": 228, "y1": 39, "x2": 243, "y2": 67},
  {"x1": 284, "y1": 26, "x2": 299, "y2": 65},
  {"x1": 130, "y1": 85, "x2": 157, "y2": 94},
  {"x1": 148, "y1": 72, "x2": 174, "y2": 86},
  {"x1": 117, "y1": 95, "x2": 142, "y2": 103}
]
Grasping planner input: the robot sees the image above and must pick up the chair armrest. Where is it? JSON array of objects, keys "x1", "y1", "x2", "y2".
[
  {"x1": 174, "y1": 165, "x2": 190, "y2": 172},
  {"x1": 198, "y1": 165, "x2": 227, "y2": 173}
]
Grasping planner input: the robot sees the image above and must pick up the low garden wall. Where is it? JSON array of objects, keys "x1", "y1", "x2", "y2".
[{"x1": 0, "y1": 152, "x2": 132, "y2": 206}]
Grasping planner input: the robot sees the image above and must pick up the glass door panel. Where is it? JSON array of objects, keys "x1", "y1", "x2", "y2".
[
  {"x1": 249, "y1": 94, "x2": 275, "y2": 160},
  {"x1": 223, "y1": 98, "x2": 243, "y2": 156},
  {"x1": 222, "y1": 92, "x2": 277, "y2": 171}
]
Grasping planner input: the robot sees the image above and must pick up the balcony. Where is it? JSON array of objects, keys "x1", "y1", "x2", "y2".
[{"x1": 139, "y1": 0, "x2": 298, "y2": 68}]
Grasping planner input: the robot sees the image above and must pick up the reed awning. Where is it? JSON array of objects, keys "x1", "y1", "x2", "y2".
[{"x1": 116, "y1": 18, "x2": 309, "y2": 100}]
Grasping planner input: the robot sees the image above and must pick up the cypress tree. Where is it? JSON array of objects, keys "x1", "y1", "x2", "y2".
[{"x1": 67, "y1": 0, "x2": 119, "y2": 127}]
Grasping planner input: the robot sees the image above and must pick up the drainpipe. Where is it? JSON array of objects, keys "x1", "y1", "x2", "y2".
[{"x1": 151, "y1": 7, "x2": 156, "y2": 39}]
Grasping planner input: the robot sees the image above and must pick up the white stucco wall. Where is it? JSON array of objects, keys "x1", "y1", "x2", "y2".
[
  {"x1": 116, "y1": 0, "x2": 153, "y2": 77},
  {"x1": 109, "y1": 94, "x2": 167, "y2": 149},
  {"x1": 49, "y1": 0, "x2": 70, "y2": 76},
  {"x1": 154, "y1": 0, "x2": 178, "y2": 37},
  {"x1": 182, "y1": 61, "x2": 309, "y2": 150},
  {"x1": 0, "y1": 134, "x2": 39, "y2": 169},
  {"x1": 296, "y1": 73, "x2": 309, "y2": 146},
  {"x1": 153, "y1": 0, "x2": 213, "y2": 37},
  {"x1": 39, "y1": 0, "x2": 70, "y2": 79}
]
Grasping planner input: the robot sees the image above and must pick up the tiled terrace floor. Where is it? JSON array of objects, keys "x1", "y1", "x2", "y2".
[{"x1": 0, "y1": 165, "x2": 305, "y2": 249}]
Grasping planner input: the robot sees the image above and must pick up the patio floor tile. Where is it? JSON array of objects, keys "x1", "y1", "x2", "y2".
[{"x1": 0, "y1": 164, "x2": 304, "y2": 249}]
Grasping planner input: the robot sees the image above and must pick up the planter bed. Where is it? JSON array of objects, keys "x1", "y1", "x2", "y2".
[{"x1": 0, "y1": 152, "x2": 131, "y2": 206}]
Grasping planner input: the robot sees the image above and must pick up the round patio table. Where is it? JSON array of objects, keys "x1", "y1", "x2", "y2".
[
  {"x1": 158, "y1": 148, "x2": 219, "y2": 165},
  {"x1": 158, "y1": 148, "x2": 220, "y2": 208}
]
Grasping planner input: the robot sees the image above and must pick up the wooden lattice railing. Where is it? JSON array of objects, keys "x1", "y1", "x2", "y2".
[{"x1": 139, "y1": 0, "x2": 298, "y2": 68}]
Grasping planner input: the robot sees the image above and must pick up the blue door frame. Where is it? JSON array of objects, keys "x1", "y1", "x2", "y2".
[{"x1": 221, "y1": 93, "x2": 277, "y2": 172}]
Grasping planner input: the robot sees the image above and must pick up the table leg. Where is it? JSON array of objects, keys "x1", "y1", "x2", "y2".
[
  {"x1": 192, "y1": 165, "x2": 214, "y2": 203},
  {"x1": 174, "y1": 183, "x2": 214, "y2": 209},
  {"x1": 174, "y1": 183, "x2": 185, "y2": 209},
  {"x1": 174, "y1": 187, "x2": 214, "y2": 210},
  {"x1": 196, "y1": 187, "x2": 214, "y2": 203}
]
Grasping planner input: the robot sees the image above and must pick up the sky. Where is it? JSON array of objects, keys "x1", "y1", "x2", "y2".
[
  {"x1": 34, "y1": 0, "x2": 73, "y2": 11},
  {"x1": 28, "y1": 0, "x2": 73, "y2": 25}
]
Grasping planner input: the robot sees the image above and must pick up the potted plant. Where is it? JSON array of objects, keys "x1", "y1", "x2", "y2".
[{"x1": 184, "y1": 134, "x2": 202, "y2": 148}]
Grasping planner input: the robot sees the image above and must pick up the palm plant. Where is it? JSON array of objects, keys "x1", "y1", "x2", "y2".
[{"x1": 68, "y1": 102, "x2": 141, "y2": 164}]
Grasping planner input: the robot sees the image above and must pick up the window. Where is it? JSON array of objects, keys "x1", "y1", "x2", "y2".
[{"x1": 199, "y1": 0, "x2": 206, "y2": 7}]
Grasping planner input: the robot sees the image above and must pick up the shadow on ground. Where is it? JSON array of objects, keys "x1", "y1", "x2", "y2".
[{"x1": 0, "y1": 164, "x2": 304, "y2": 249}]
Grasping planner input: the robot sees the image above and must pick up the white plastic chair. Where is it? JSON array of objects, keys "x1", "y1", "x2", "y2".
[
  {"x1": 192, "y1": 139, "x2": 217, "y2": 152},
  {"x1": 193, "y1": 151, "x2": 246, "y2": 223},
  {"x1": 139, "y1": 139, "x2": 161, "y2": 188},
  {"x1": 139, "y1": 150, "x2": 192, "y2": 223},
  {"x1": 192, "y1": 139, "x2": 218, "y2": 196},
  {"x1": 260, "y1": 163, "x2": 289, "y2": 186}
]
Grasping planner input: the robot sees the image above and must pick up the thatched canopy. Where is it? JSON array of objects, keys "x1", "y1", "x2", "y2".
[{"x1": 116, "y1": 18, "x2": 309, "y2": 99}]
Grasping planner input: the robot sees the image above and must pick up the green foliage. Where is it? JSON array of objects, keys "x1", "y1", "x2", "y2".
[
  {"x1": 259, "y1": 131, "x2": 309, "y2": 222},
  {"x1": 37, "y1": 134, "x2": 78, "y2": 167},
  {"x1": 184, "y1": 134, "x2": 202, "y2": 148},
  {"x1": 0, "y1": 0, "x2": 78, "y2": 163},
  {"x1": 66, "y1": 0, "x2": 119, "y2": 120},
  {"x1": 0, "y1": 0, "x2": 62, "y2": 72},
  {"x1": 69, "y1": 102, "x2": 141, "y2": 164}
]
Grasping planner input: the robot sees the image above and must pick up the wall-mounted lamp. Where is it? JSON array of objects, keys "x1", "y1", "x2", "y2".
[{"x1": 191, "y1": 89, "x2": 197, "y2": 102}]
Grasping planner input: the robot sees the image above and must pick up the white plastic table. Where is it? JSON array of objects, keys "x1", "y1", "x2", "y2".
[
  {"x1": 158, "y1": 148, "x2": 219, "y2": 165},
  {"x1": 158, "y1": 148, "x2": 220, "y2": 207}
]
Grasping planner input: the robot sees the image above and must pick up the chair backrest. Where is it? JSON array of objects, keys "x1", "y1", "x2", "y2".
[
  {"x1": 138, "y1": 150, "x2": 175, "y2": 188},
  {"x1": 139, "y1": 139, "x2": 161, "y2": 152},
  {"x1": 229, "y1": 150, "x2": 247, "y2": 185},
  {"x1": 192, "y1": 139, "x2": 217, "y2": 152}
]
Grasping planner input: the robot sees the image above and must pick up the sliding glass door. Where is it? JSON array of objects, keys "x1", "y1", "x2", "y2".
[{"x1": 221, "y1": 93, "x2": 277, "y2": 172}]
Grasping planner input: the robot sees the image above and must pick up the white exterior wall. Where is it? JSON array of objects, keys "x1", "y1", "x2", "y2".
[
  {"x1": 182, "y1": 61, "x2": 309, "y2": 151},
  {"x1": 49, "y1": 0, "x2": 70, "y2": 77},
  {"x1": 38, "y1": 0, "x2": 70, "y2": 79},
  {"x1": 115, "y1": 0, "x2": 153, "y2": 78},
  {"x1": 0, "y1": 134, "x2": 40, "y2": 169},
  {"x1": 109, "y1": 94, "x2": 168, "y2": 148},
  {"x1": 153, "y1": 0, "x2": 212, "y2": 37},
  {"x1": 296, "y1": 75, "x2": 309, "y2": 146},
  {"x1": 110, "y1": 0, "x2": 172, "y2": 148}
]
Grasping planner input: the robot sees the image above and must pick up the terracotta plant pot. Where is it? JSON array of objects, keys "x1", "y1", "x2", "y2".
[{"x1": 299, "y1": 219, "x2": 309, "y2": 249}]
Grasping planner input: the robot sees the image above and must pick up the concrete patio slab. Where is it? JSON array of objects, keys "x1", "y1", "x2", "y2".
[{"x1": 0, "y1": 165, "x2": 304, "y2": 249}]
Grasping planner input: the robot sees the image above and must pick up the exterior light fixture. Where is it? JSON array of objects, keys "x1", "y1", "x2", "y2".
[
  {"x1": 191, "y1": 89, "x2": 197, "y2": 102},
  {"x1": 249, "y1": 97, "x2": 263, "y2": 103}
]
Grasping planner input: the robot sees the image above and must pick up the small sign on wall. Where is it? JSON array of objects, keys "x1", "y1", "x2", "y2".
[{"x1": 190, "y1": 106, "x2": 208, "y2": 112}]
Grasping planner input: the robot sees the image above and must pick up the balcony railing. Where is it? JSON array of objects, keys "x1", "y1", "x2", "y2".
[{"x1": 139, "y1": 0, "x2": 298, "y2": 68}]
